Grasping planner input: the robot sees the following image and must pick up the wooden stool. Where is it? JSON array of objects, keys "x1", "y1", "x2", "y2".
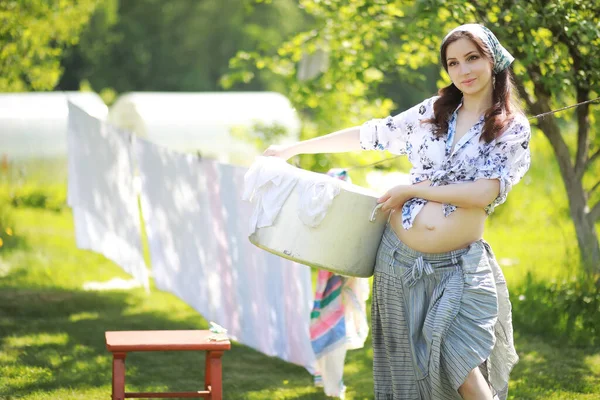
[{"x1": 105, "y1": 330, "x2": 231, "y2": 400}]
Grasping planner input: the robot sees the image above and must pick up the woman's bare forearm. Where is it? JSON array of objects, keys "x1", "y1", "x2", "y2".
[
  {"x1": 289, "y1": 126, "x2": 362, "y2": 156},
  {"x1": 411, "y1": 179, "x2": 500, "y2": 209}
]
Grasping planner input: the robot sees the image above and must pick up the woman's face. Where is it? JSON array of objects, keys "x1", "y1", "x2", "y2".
[{"x1": 445, "y1": 37, "x2": 493, "y2": 96}]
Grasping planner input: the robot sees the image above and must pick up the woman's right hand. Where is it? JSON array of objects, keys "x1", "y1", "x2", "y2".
[{"x1": 263, "y1": 144, "x2": 296, "y2": 160}]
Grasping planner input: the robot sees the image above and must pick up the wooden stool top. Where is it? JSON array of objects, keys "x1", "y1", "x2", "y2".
[{"x1": 105, "y1": 330, "x2": 231, "y2": 352}]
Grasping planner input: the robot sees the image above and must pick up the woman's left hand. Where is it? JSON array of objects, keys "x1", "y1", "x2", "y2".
[{"x1": 377, "y1": 185, "x2": 416, "y2": 212}]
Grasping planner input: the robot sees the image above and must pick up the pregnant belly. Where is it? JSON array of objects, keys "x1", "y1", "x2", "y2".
[{"x1": 389, "y1": 201, "x2": 487, "y2": 253}]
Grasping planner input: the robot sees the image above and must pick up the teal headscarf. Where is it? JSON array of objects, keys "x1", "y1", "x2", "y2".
[{"x1": 442, "y1": 24, "x2": 514, "y2": 74}]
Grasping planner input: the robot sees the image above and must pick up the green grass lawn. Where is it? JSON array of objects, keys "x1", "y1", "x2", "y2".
[
  {"x1": 0, "y1": 205, "x2": 599, "y2": 399},
  {"x1": 2, "y1": 134, "x2": 600, "y2": 399}
]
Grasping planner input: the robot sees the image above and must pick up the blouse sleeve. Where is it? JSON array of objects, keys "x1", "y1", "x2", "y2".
[
  {"x1": 477, "y1": 115, "x2": 531, "y2": 211},
  {"x1": 359, "y1": 96, "x2": 437, "y2": 155}
]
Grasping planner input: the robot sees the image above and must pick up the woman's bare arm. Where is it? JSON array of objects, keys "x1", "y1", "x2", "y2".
[
  {"x1": 263, "y1": 126, "x2": 362, "y2": 159},
  {"x1": 378, "y1": 179, "x2": 500, "y2": 212},
  {"x1": 411, "y1": 179, "x2": 500, "y2": 209}
]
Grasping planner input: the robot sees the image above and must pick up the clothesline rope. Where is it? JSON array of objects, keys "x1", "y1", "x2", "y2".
[{"x1": 344, "y1": 96, "x2": 600, "y2": 171}]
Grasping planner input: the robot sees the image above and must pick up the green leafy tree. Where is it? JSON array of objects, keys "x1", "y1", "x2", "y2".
[
  {"x1": 226, "y1": 0, "x2": 600, "y2": 272},
  {"x1": 59, "y1": 0, "x2": 308, "y2": 93},
  {"x1": 224, "y1": 1, "x2": 437, "y2": 179},
  {"x1": 423, "y1": 0, "x2": 600, "y2": 272},
  {"x1": 0, "y1": 0, "x2": 102, "y2": 91},
  {"x1": 58, "y1": 0, "x2": 120, "y2": 92}
]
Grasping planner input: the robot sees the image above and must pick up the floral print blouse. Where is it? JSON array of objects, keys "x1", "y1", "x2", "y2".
[{"x1": 360, "y1": 96, "x2": 531, "y2": 230}]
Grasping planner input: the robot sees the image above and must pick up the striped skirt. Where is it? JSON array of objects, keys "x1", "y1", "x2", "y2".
[{"x1": 371, "y1": 225, "x2": 519, "y2": 400}]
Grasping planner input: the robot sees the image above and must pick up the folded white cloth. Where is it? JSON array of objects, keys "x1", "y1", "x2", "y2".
[
  {"x1": 297, "y1": 176, "x2": 341, "y2": 228},
  {"x1": 243, "y1": 156, "x2": 299, "y2": 233},
  {"x1": 243, "y1": 157, "x2": 343, "y2": 232}
]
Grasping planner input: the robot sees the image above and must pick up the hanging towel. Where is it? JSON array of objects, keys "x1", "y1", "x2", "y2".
[
  {"x1": 66, "y1": 102, "x2": 148, "y2": 289},
  {"x1": 134, "y1": 139, "x2": 316, "y2": 371},
  {"x1": 310, "y1": 169, "x2": 370, "y2": 398}
]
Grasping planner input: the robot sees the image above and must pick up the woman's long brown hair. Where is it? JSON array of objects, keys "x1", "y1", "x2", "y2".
[{"x1": 425, "y1": 30, "x2": 520, "y2": 143}]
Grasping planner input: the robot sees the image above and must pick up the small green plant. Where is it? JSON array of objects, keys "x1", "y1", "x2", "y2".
[
  {"x1": 0, "y1": 200, "x2": 18, "y2": 251},
  {"x1": 10, "y1": 185, "x2": 66, "y2": 212},
  {"x1": 512, "y1": 271, "x2": 600, "y2": 346}
]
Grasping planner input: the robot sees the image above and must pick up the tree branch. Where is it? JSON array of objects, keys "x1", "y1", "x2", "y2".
[
  {"x1": 585, "y1": 149, "x2": 600, "y2": 171},
  {"x1": 513, "y1": 75, "x2": 535, "y2": 110},
  {"x1": 590, "y1": 201, "x2": 600, "y2": 223},
  {"x1": 589, "y1": 180, "x2": 600, "y2": 198},
  {"x1": 525, "y1": 66, "x2": 577, "y2": 188},
  {"x1": 574, "y1": 89, "x2": 590, "y2": 180},
  {"x1": 546, "y1": 24, "x2": 591, "y2": 182}
]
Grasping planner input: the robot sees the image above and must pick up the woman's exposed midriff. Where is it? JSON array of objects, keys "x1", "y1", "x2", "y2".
[{"x1": 389, "y1": 200, "x2": 487, "y2": 253}]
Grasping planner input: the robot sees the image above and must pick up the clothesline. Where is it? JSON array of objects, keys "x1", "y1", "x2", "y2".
[
  {"x1": 68, "y1": 102, "x2": 375, "y2": 399},
  {"x1": 344, "y1": 96, "x2": 600, "y2": 172},
  {"x1": 67, "y1": 102, "x2": 319, "y2": 376}
]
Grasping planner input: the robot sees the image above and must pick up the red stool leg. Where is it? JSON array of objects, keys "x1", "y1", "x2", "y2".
[
  {"x1": 112, "y1": 352, "x2": 127, "y2": 400},
  {"x1": 204, "y1": 350, "x2": 212, "y2": 392},
  {"x1": 208, "y1": 351, "x2": 224, "y2": 400}
]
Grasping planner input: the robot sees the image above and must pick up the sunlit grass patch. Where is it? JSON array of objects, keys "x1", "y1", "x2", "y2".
[
  {"x1": 1, "y1": 140, "x2": 600, "y2": 399},
  {"x1": 5, "y1": 333, "x2": 69, "y2": 348}
]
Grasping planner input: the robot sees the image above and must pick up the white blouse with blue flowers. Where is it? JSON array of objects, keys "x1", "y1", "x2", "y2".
[{"x1": 360, "y1": 96, "x2": 531, "y2": 230}]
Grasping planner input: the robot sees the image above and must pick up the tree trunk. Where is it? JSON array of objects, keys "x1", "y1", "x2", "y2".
[
  {"x1": 519, "y1": 82, "x2": 600, "y2": 274},
  {"x1": 566, "y1": 182, "x2": 600, "y2": 272},
  {"x1": 473, "y1": 8, "x2": 600, "y2": 273},
  {"x1": 538, "y1": 119, "x2": 600, "y2": 273}
]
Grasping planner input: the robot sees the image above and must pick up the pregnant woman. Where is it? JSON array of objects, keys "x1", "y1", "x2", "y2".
[{"x1": 264, "y1": 24, "x2": 530, "y2": 400}]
